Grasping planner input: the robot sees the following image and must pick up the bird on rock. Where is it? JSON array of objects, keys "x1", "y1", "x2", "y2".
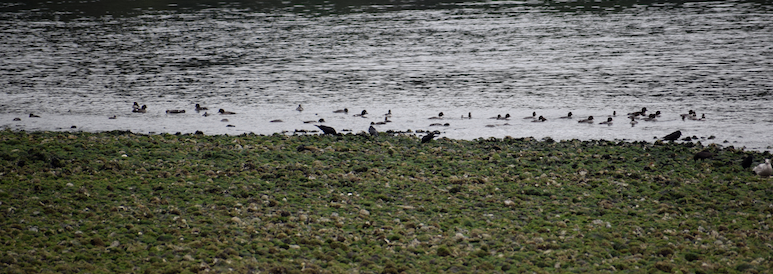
[
  {"x1": 421, "y1": 132, "x2": 436, "y2": 144},
  {"x1": 663, "y1": 130, "x2": 682, "y2": 141},
  {"x1": 753, "y1": 159, "x2": 772, "y2": 177},
  {"x1": 315, "y1": 125, "x2": 337, "y2": 135}
]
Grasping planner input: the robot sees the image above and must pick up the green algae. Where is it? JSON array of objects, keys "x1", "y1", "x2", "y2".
[{"x1": 1, "y1": 129, "x2": 772, "y2": 273}]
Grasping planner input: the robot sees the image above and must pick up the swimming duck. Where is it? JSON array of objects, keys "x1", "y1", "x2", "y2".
[
  {"x1": 578, "y1": 116, "x2": 594, "y2": 124},
  {"x1": 531, "y1": 116, "x2": 547, "y2": 122},
  {"x1": 353, "y1": 110, "x2": 368, "y2": 117},
  {"x1": 333, "y1": 108, "x2": 348, "y2": 114},
  {"x1": 219, "y1": 109, "x2": 236, "y2": 115},
  {"x1": 643, "y1": 114, "x2": 658, "y2": 122},
  {"x1": 296, "y1": 104, "x2": 304, "y2": 111},
  {"x1": 753, "y1": 159, "x2": 772, "y2": 177},
  {"x1": 166, "y1": 109, "x2": 185, "y2": 114},
  {"x1": 680, "y1": 110, "x2": 695, "y2": 121},
  {"x1": 559, "y1": 112, "x2": 573, "y2": 119},
  {"x1": 202, "y1": 112, "x2": 211, "y2": 117},
  {"x1": 629, "y1": 116, "x2": 638, "y2": 126},
  {"x1": 303, "y1": 119, "x2": 325, "y2": 124},
  {"x1": 498, "y1": 114, "x2": 511, "y2": 120},
  {"x1": 29, "y1": 113, "x2": 40, "y2": 118},
  {"x1": 133, "y1": 102, "x2": 140, "y2": 111},
  {"x1": 195, "y1": 104, "x2": 209, "y2": 111},
  {"x1": 372, "y1": 120, "x2": 387, "y2": 125},
  {"x1": 689, "y1": 113, "x2": 706, "y2": 121},
  {"x1": 489, "y1": 114, "x2": 502, "y2": 119},
  {"x1": 628, "y1": 107, "x2": 647, "y2": 117},
  {"x1": 599, "y1": 117, "x2": 613, "y2": 125},
  {"x1": 108, "y1": 115, "x2": 117, "y2": 119},
  {"x1": 524, "y1": 112, "x2": 536, "y2": 119},
  {"x1": 462, "y1": 112, "x2": 472, "y2": 119},
  {"x1": 429, "y1": 123, "x2": 449, "y2": 127},
  {"x1": 133, "y1": 105, "x2": 147, "y2": 113},
  {"x1": 12, "y1": 117, "x2": 21, "y2": 121},
  {"x1": 384, "y1": 110, "x2": 392, "y2": 117},
  {"x1": 270, "y1": 119, "x2": 283, "y2": 123},
  {"x1": 429, "y1": 112, "x2": 444, "y2": 119}
]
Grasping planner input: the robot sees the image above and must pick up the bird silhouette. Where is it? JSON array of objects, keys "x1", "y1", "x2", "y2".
[
  {"x1": 421, "y1": 132, "x2": 436, "y2": 144},
  {"x1": 315, "y1": 125, "x2": 337, "y2": 135},
  {"x1": 662, "y1": 130, "x2": 682, "y2": 141},
  {"x1": 368, "y1": 126, "x2": 378, "y2": 137},
  {"x1": 693, "y1": 150, "x2": 713, "y2": 161},
  {"x1": 742, "y1": 155, "x2": 753, "y2": 169}
]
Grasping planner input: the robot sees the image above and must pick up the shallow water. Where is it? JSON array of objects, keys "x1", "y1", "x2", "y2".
[{"x1": 1, "y1": 0, "x2": 772, "y2": 150}]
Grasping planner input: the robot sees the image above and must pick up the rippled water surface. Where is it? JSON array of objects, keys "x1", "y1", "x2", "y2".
[{"x1": 1, "y1": 0, "x2": 772, "y2": 150}]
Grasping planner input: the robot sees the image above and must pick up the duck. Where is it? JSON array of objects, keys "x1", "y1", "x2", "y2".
[
  {"x1": 753, "y1": 159, "x2": 772, "y2": 177},
  {"x1": 12, "y1": 117, "x2": 21, "y2": 121},
  {"x1": 689, "y1": 113, "x2": 706, "y2": 121},
  {"x1": 202, "y1": 112, "x2": 211, "y2": 117},
  {"x1": 220, "y1": 119, "x2": 229, "y2": 122},
  {"x1": 333, "y1": 108, "x2": 348, "y2": 114},
  {"x1": 462, "y1": 112, "x2": 472, "y2": 119},
  {"x1": 133, "y1": 105, "x2": 147, "y2": 113},
  {"x1": 195, "y1": 104, "x2": 209, "y2": 111},
  {"x1": 384, "y1": 110, "x2": 392, "y2": 117},
  {"x1": 303, "y1": 119, "x2": 325, "y2": 124},
  {"x1": 132, "y1": 102, "x2": 140, "y2": 111},
  {"x1": 353, "y1": 110, "x2": 368, "y2": 117},
  {"x1": 429, "y1": 123, "x2": 450, "y2": 127},
  {"x1": 270, "y1": 119, "x2": 283, "y2": 123},
  {"x1": 296, "y1": 104, "x2": 304, "y2": 111},
  {"x1": 578, "y1": 116, "x2": 594, "y2": 124},
  {"x1": 429, "y1": 112, "x2": 444, "y2": 119},
  {"x1": 166, "y1": 109, "x2": 185, "y2": 114},
  {"x1": 368, "y1": 125, "x2": 378, "y2": 137},
  {"x1": 219, "y1": 109, "x2": 236, "y2": 115},
  {"x1": 498, "y1": 114, "x2": 511, "y2": 120},
  {"x1": 524, "y1": 112, "x2": 536, "y2": 119},
  {"x1": 531, "y1": 116, "x2": 547, "y2": 123},
  {"x1": 29, "y1": 113, "x2": 40, "y2": 118},
  {"x1": 599, "y1": 117, "x2": 613, "y2": 125},
  {"x1": 680, "y1": 110, "x2": 695, "y2": 121},
  {"x1": 643, "y1": 113, "x2": 658, "y2": 122},
  {"x1": 628, "y1": 107, "x2": 647, "y2": 117},
  {"x1": 629, "y1": 116, "x2": 638, "y2": 126},
  {"x1": 108, "y1": 115, "x2": 117, "y2": 119},
  {"x1": 372, "y1": 120, "x2": 387, "y2": 125},
  {"x1": 559, "y1": 112, "x2": 573, "y2": 119},
  {"x1": 489, "y1": 114, "x2": 502, "y2": 120}
]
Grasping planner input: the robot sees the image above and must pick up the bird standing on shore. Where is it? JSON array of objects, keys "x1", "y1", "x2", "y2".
[
  {"x1": 662, "y1": 130, "x2": 682, "y2": 141},
  {"x1": 421, "y1": 132, "x2": 436, "y2": 144},
  {"x1": 315, "y1": 125, "x2": 337, "y2": 135},
  {"x1": 693, "y1": 150, "x2": 713, "y2": 161},
  {"x1": 368, "y1": 125, "x2": 378, "y2": 137},
  {"x1": 742, "y1": 155, "x2": 754, "y2": 169},
  {"x1": 753, "y1": 159, "x2": 772, "y2": 177}
]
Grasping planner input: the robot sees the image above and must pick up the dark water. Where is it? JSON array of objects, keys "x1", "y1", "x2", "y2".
[{"x1": 1, "y1": 0, "x2": 772, "y2": 150}]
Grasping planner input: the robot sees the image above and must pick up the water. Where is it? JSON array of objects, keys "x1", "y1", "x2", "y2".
[{"x1": 1, "y1": 0, "x2": 772, "y2": 150}]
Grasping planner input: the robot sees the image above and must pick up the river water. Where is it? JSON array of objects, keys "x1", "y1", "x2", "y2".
[{"x1": 1, "y1": 0, "x2": 771, "y2": 150}]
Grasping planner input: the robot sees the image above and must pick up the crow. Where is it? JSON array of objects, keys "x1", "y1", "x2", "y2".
[
  {"x1": 421, "y1": 132, "x2": 436, "y2": 144},
  {"x1": 742, "y1": 155, "x2": 753, "y2": 169},
  {"x1": 315, "y1": 125, "x2": 337, "y2": 135},
  {"x1": 693, "y1": 150, "x2": 713, "y2": 161},
  {"x1": 663, "y1": 130, "x2": 682, "y2": 141}
]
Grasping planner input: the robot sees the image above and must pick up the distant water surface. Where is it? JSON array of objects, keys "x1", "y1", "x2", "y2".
[{"x1": 1, "y1": 0, "x2": 771, "y2": 150}]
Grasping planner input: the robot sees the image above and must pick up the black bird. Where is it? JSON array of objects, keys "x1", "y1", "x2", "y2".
[
  {"x1": 662, "y1": 130, "x2": 682, "y2": 141},
  {"x1": 315, "y1": 125, "x2": 337, "y2": 135},
  {"x1": 421, "y1": 132, "x2": 436, "y2": 144},
  {"x1": 742, "y1": 155, "x2": 754, "y2": 169},
  {"x1": 368, "y1": 125, "x2": 378, "y2": 137},
  {"x1": 693, "y1": 150, "x2": 713, "y2": 161}
]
